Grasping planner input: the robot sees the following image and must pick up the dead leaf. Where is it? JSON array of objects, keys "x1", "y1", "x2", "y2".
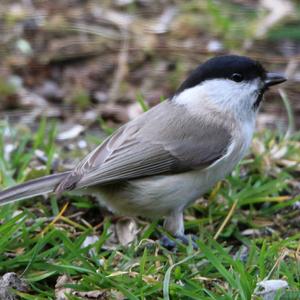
[
  {"x1": 57, "y1": 124, "x2": 85, "y2": 141},
  {"x1": 55, "y1": 275, "x2": 75, "y2": 300},
  {"x1": 74, "y1": 290, "x2": 110, "y2": 299},
  {"x1": 115, "y1": 217, "x2": 138, "y2": 246},
  {"x1": 55, "y1": 275, "x2": 118, "y2": 299},
  {"x1": 255, "y1": 0, "x2": 294, "y2": 38},
  {"x1": 149, "y1": 7, "x2": 178, "y2": 34}
]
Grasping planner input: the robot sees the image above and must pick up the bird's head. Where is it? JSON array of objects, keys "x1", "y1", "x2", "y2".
[{"x1": 173, "y1": 55, "x2": 286, "y2": 120}]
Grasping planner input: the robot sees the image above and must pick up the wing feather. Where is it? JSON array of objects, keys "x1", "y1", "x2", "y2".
[{"x1": 55, "y1": 101, "x2": 233, "y2": 193}]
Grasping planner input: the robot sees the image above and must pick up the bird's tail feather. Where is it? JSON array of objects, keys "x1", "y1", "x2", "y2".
[{"x1": 0, "y1": 171, "x2": 71, "y2": 206}]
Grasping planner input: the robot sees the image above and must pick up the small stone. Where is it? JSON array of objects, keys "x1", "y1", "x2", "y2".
[{"x1": 0, "y1": 273, "x2": 28, "y2": 300}]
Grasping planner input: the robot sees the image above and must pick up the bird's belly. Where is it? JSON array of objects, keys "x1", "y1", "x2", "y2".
[
  {"x1": 92, "y1": 173, "x2": 205, "y2": 217},
  {"x1": 92, "y1": 157, "x2": 240, "y2": 217}
]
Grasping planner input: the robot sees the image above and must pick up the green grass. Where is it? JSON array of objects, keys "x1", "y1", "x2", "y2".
[{"x1": 0, "y1": 119, "x2": 299, "y2": 299}]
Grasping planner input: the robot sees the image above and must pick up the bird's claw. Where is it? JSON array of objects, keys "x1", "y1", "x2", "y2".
[{"x1": 160, "y1": 234, "x2": 198, "y2": 250}]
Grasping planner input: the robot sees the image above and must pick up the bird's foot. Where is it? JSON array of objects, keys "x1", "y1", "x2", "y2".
[{"x1": 160, "y1": 234, "x2": 198, "y2": 250}]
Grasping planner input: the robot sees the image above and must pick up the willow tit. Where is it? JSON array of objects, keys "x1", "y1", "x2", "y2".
[{"x1": 0, "y1": 55, "x2": 286, "y2": 241}]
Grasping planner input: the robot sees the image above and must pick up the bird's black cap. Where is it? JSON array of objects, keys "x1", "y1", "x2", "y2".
[{"x1": 175, "y1": 55, "x2": 266, "y2": 94}]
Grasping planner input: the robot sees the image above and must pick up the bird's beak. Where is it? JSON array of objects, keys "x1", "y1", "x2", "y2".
[{"x1": 264, "y1": 72, "x2": 286, "y2": 88}]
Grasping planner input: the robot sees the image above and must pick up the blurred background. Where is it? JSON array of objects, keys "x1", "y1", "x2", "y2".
[{"x1": 0, "y1": 0, "x2": 299, "y2": 173}]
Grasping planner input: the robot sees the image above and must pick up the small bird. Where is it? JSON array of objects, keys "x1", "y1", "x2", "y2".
[{"x1": 0, "y1": 55, "x2": 286, "y2": 243}]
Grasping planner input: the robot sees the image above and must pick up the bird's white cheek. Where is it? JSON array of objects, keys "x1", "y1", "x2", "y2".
[
  {"x1": 173, "y1": 85, "x2": 207, "y2": 107},
  {"x1": 173, "y1": 79, "x2": 261, "y2": 126},
  {"x1": 173, "y1": 85, "x2": 221, "y2": 118}
]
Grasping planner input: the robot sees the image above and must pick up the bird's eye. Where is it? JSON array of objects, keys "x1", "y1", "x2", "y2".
[{"x1": 230, "y1": 73, "x2": 244, "y2": 82}]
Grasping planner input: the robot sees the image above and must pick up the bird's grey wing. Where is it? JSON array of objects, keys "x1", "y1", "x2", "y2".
[{"x1": 55, "y1": 102, "x2": 232, "y2": 193}]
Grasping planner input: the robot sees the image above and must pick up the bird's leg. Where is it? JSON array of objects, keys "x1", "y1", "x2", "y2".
[
  {"x1": 160, "y1": 211, "x2": 198, "y2": 249},
  {"x1": 164, "y1": 211, "x2": 184, "y2": 237}
]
